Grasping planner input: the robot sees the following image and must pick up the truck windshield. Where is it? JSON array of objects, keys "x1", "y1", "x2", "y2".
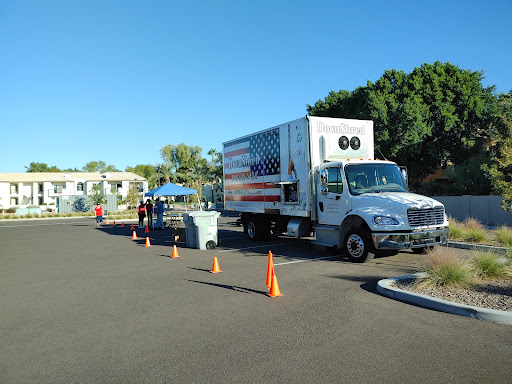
[{"x1": 345, "y1": 164, "x2": 407, "y2": 195}]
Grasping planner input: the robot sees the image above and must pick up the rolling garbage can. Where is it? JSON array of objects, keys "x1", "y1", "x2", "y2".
[
  {"x1": 182, "y1": 212, "x2": 197, "y2": 249},
  {"x1": 182, "y1": 211, "x2": 221, "y2": 250}
]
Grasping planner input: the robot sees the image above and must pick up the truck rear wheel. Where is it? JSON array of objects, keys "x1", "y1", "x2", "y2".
[
  {"x1": 246, "y1": 216, "x2": 269, "y2": 241},
  {"x1": 344, "y1": 229, "x2": 375, "y2": 263}
]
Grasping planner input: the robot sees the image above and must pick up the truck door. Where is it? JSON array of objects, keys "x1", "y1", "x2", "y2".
[{"x1": 317, "y1": 166, "x2": 349, "y2": 226}]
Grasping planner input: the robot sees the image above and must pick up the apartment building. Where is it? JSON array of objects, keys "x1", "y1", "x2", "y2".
[{"x1": 0, "y1": 172, "x2": 148, "y2": 209}]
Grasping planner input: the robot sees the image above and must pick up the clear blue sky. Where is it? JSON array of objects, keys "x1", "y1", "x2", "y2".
[{"x1": 1, "y1": 0, "x2": 511, "y2": 173}]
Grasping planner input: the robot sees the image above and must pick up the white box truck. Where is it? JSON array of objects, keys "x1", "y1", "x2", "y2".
[{"x1": 223, "y1": 116, "x2": 449, "y2": 262}]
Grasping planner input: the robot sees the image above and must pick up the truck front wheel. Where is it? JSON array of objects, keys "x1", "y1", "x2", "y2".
[{"x1": 344, "y1": 229, "x2": 375, "y2": 263}]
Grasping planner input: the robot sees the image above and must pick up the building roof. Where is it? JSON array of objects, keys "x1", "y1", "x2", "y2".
[{"x1": 0, "y1": 172, "x2": 147, "y2": 183}]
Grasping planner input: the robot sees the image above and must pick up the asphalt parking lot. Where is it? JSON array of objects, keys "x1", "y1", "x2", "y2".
[{"x1": 1, "y1": 215, "x2": 511, "y2": 383}]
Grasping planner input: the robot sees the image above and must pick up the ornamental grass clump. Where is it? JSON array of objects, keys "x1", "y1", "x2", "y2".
[
  {"x1": 448, "y1": 217, "x2": 464, "y2": 240},
  {"x1": 419, "y1": 248, "x2": 472, "y2": 288},
  {"x1": 461, "y1": 217, "x2": 488, "y2": 243},
  {"x1": 463, "y1": 227, "x2": 488, "y2": 243},
  {"x1": 464, "y1": 217, "x2": 484, "y2": 230},
  {"x1": 495, "y1": 226, "x2": 512, "y2": 248},
  {"x1": 471, "y1": 251, "x2": 508, "y2": 279}
]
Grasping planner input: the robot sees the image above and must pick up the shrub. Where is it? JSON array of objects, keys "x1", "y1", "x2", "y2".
[
  {"x1": 471, "y1": 251, "x2": 507, "y2": 278},
  {"x1": 419, "y1": 248, "x2": 472, "y2": 287},
  {"x1": 72, "y1": 197, "x2": 91, "y2": 213},
  {"x1": 463, "y1": 227, "x2": 488, "y2": 243},
  {"x1": 495, "y1": 226, "x2": 512, "y2": 248}
]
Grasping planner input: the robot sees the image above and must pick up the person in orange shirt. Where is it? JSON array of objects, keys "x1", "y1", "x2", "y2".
[{"x1": 94, "y1": 203, "x2": 103, "y2": 226}]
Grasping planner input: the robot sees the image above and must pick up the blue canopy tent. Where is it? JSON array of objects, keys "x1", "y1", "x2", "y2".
[{"x1": 145, "y1": 182, "x2": 201, "y2": 211}]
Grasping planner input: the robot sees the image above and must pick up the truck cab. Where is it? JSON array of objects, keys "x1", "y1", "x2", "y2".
[{"x1": 315, "y1": 160, "x2": 448, "y2": 262}]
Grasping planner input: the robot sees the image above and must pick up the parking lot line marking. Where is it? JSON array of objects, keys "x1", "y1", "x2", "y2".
[
  {"x1": 217, "y1": 240, "x2": 309, "y2": 252},
  {"x1": 274, "y1": 256, "x2": 339, "y2": 265},
  {"x1": 0, "y1": 221, "x2": 90, "y2": 228}
]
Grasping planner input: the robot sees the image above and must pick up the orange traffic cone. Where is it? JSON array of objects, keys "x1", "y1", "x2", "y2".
[
  {"x1": 267, "y1": 272, "x2": 283, "y2": 297},
  {"x1": 145, "y1": 226, "x2": 149, "y2": 233},
  {"x1": 145, "y1": 237, "x2": 151, "y2": 247},
  {"x1": 210, "y1": 257, "x2": 222, "y2": 273},
  {"x1": 121, "y1": 222, "x2": 125, "y2": 227},
  {"x1": 132, "y1": 231, "x2": 138, "y2": 240},
  {"x1": 113, "y1": 221, "x2": 116, "y2": 226},
  {"x1": 266, "y1": 250, "x2": 274, "y2": 290},
  {"x1": 171, "y1": 245, "x2": 180, "y2": 258},
  {"x1": 106, "y1": 219, "x2": 109, "y2": 224},
  {"x1": 130, "y1": 223, "x2": 135, "y2": 230}
]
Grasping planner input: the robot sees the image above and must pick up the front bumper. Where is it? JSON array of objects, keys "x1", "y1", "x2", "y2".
[{"x1": 372, "y1": 227, "x2": 449, "y2": 250}]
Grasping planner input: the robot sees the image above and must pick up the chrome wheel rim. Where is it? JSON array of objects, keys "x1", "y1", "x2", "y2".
[
  {"x1": 248, "y1": 222, "x2": 256, "y2": 238},
  {"x1": 347, "y1": 234, "x2": 364, "y2": 258}
]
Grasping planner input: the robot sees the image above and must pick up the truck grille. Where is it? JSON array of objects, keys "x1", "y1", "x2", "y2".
[{"x1": 407, "y1": 207, "x2": 445, "y2": 227}]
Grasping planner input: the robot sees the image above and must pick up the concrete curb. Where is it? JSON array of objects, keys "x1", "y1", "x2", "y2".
[
  {"x1": 447, "y1": 241, "x2": 510, "y2": 254},
  {"x1": 377, "y1": 273, "x2": 512, "y2": 325}
]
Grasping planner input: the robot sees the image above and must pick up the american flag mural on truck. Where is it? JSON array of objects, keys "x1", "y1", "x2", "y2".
[{"x1": 223, "y1": 128, "x2": 281, "y2": 212}]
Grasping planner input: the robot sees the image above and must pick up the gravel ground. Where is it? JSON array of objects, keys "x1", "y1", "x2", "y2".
[{"x1": 394, "y1": 278, "x2": 512, "y2": 312}]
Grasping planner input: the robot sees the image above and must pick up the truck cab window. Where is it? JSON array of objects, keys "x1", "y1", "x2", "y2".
[
  {"x1": 346, "y1": 164, "x2": 407, "y2": 195},
  {"x1": 327, "y1": 167, "x2": 343, "y2": 194}
]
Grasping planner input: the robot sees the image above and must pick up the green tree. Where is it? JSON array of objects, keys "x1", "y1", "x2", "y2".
[
  {"x1": 125, "y1": 164, "x2": 157, "y2": 180},
  {"x1": 82, "y1": 161, "x2": 120, "y2": 173},
  {"x1": 160, "y1": 143, "x2": 204, "y2": 186},
  {"x1": 25, "y1": 162, "x2": 61, "y2": 172},
  {"x1": 88, "y1": 184, "x2": 106, "y2": 206},
  {"x1": 483, "y1": 91, "x2": 512, "y2": 210},
  {"x1": 308, "y1": 61, "x2": 497, "y2": 186},
  {"x1": 125, "y1": 184, "x2": 141, "y2": 210}
]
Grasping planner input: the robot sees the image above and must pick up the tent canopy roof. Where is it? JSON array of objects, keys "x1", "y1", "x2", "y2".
[{"x1": 145, "y1": 182, "x2": 197, "y2": 197}]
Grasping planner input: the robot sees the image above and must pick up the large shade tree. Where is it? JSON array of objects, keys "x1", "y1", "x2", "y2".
[
  {"x1": 307, "y1": 61, "x2": 498, "y2": 187},
  {"x1": 483, "y1": 91, "x2": 512, "y2": 210}
]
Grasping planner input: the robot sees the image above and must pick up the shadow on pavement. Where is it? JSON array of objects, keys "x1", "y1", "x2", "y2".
[{"x1": 185, "y1": 279, "x2": 267, "y2": 295}]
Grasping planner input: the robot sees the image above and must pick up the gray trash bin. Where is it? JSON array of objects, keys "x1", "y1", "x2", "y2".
[
  {"x1": 182, "y1": 211, "x2": 221, "y2": 250},
  {"x1": 182, "y1": 212, "x2": 197, "y2": 249}
]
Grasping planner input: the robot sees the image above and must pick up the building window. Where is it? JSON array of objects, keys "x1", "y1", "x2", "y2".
[
  {"x1": 38, "y1": 184, "x2": 43, "y2": 193},
  {"x1": 54, "y1": 184, "x2": 65, "y2": 193},
  {"x1": 77, "y1": 182, "x2": 84, "y2": 192},
  {"x1": 10, "y1": 184, "x2": 18, "y2": 194}
]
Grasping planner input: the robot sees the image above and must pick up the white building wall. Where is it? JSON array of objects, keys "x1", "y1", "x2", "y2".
[{"x1": 0, "y1": 183, "x2": 9, "y2": 209}]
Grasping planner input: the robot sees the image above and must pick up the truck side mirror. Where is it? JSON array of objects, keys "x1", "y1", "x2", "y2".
[
  {"x1": 399, "y1": 166, "x2": 408, "y2": 186},
  {"x1": 319, "y1": 169, "x2": 328, "y2": 195}
]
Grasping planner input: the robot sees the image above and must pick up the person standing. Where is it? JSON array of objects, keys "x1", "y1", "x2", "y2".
[
  {"x1": 94, "y1": 203, "x2": 103, "y2": 226},
  {"x1": 155, "y1": 199, "x2": 165, "y2": 230},
  {"x1": 145, "y1": 199, "x2": 153, "y2": 229},
  {"x1": 137, "y1": 201, "x2": 146, "y2": 228}
]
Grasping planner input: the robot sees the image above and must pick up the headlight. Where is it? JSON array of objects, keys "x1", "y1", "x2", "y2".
[{"x1": 373, "y1": 216, "x2": 400, "y2": 225}]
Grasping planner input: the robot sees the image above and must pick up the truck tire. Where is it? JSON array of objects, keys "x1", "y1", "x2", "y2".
[
  {"x1": 246, "y1": 216, "x2": 269, "y2": 241},
  {"x1": 344, "y1": 229, "x2": 375, "y2": 263}
]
